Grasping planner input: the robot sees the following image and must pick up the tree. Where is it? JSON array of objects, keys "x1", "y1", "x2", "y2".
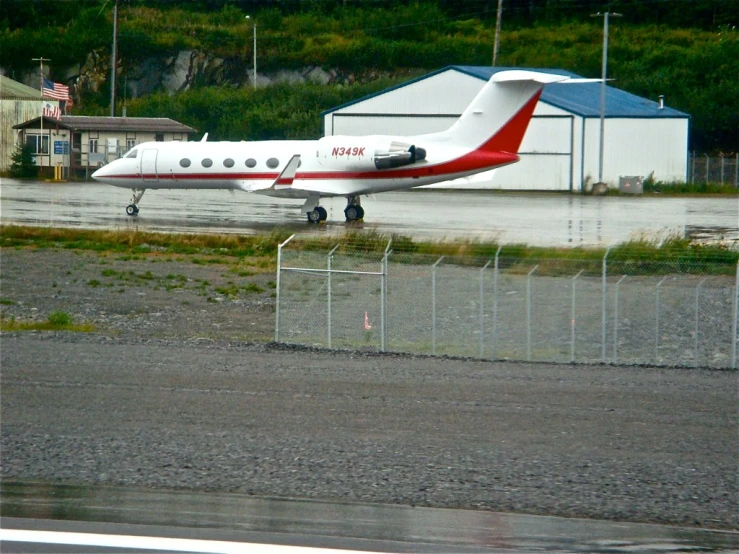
[{"x1": 9, "y1": 142, "x2": 38, "y2": 178}]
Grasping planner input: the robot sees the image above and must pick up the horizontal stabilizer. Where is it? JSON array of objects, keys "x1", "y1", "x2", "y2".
[{"x1": 492, "y1": 71, "x2": 602, "y2": 85}]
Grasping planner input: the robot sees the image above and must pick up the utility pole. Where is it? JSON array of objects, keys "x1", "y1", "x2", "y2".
[
  {"x1": 32, "y1": 57, "x2": 50, "y2": 169},
  {"x1": 492, "y1": 0, "x2": 504, "y2": 67},
  {"x1": 110, "y1": 0, "x2": 118, "y2": 117},
  {"x1": 246, "y1": 16, "x2": 257, "y2": 89},
  {"x1": 591, "y1": 11, "x2": 621, "y2": 184},
  {"x1": 590, "y1": 12, "x2": 621, "y2": 183}
]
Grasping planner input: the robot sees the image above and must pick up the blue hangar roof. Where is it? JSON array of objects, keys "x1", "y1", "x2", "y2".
[{"x1": 324, "y1": 65, "x2": 689, "y2": 119}]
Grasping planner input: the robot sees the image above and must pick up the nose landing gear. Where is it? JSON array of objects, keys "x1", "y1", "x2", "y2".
[{"x1": 126, "y1": 189, "x2": 146, "y2": 216}]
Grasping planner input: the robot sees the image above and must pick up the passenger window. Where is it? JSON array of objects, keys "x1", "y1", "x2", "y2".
[
  {"x1": 179, "y1": 158, "x2": 191, "y2": 168},
  {"x1": 223, "y1": 158, "x2": 235, "y2": 168},
  {"x1": 125, "y1": 149, "x2": 138, "y2": 159},
  {"x1": 266, "y1": 157, "x2": 279, "y2": 169},
  {"x1": 246, "y1": 158, "x2": 257, "y2": 168},
  {"x1": 202, "y1": 158, "x2": 213, "y2": 168}
]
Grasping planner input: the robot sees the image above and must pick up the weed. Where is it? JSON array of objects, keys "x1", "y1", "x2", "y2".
[
  {"x1": 0, "y1": 298, "x2": 17, "y2": 305},
  {"x1": 243, "y1": 282, "x2": 265, "y2": 294},
  {"x1": 87, "y1": 279, "x2": 101, "y2": 287}
]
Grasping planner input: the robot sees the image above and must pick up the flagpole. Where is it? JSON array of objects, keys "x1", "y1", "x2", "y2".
[{"x1": 32, "y1": 57, "x2": 50, "y2": 170}]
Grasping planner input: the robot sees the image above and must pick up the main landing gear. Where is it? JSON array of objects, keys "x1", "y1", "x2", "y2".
[
  {"x1": 303, "y1": 195, "x2": 364, "y2": 224},
  {"x1": 307, "y1": 206, "x2": 328, "y2": 223},
  {"x1": 344, "y1": 195, "x2": 364, "y2": 222},
  {"x1": 126, "y1": 189, "x2": 146, "y2": 216}
]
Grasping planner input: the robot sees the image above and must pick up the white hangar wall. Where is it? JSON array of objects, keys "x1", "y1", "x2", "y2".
[{"x1": 323, "y1": 67, "x2": 689, "y2": 191}]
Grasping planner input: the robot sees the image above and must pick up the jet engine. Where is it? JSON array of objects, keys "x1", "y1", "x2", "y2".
[{"x1": 316, "y1": 136, "x2": 426, "y2": 170}]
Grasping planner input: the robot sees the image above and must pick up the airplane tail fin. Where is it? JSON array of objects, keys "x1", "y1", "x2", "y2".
[{"x1": 443, "y1": 71, "x2": 595, "y2": 155}]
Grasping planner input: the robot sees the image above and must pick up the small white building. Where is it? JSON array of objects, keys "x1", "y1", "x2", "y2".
[
  {"x1": 13, "y1": 115, "x2": 195, "y2": 178},
  {"x1": 322, "y1": 66, "x2": 690, "y2": 191},
  {"x1": 0, "y1": 75, "x2": 60, "y2": 172}
]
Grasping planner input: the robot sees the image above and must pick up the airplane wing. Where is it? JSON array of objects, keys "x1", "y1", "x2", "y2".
[{"x1": 236, "y1": 154, "x2": 301, "y2": 192}]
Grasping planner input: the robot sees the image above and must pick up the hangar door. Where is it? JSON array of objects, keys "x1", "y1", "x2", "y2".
[{"x1": 492, "y1": 115, "x2": 575, "y2": 191}]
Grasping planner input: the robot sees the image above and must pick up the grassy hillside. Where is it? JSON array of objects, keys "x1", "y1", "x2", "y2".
[{"x1": 1, "y1": 1, "x2": 736, "y2": 150}]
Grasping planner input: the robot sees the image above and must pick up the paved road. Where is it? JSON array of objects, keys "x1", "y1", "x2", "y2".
[
  {"x1": 1, "y1": 179, "x2": 737, "y2": 247},
  {"x1": 1, "y1": 334, "x2": 736, "y2": 532}
]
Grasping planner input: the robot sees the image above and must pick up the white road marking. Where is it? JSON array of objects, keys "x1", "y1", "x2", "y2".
[{"x1": 0, "y1": 529, "x2": 375, "y2": 553}]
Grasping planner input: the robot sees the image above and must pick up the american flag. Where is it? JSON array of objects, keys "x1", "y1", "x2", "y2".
[
  {"x1": 42, "y1": 101, "x2": 61, "y2": 120},
  {"x1": 42, "y1": 78, "x2": 69, "y2": 101}
]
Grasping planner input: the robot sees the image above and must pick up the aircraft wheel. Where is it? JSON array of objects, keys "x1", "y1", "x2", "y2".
[
  {"x1": 126, "y1": 204, "x2": 138, "y2": 216},
  {"x1": 307, "y1": 208, "x2": 322, "y2": 223},
  {"x1": 316, "y1": 206, "x2": 327, "y2": 221},
  {"x1": 345, "y1": 204, "x2": 364, "y2": 221}
]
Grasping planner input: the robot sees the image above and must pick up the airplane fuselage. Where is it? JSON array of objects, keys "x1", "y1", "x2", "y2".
[{"x1": 95, "y1": 137, "x2": 518, "y2": 199}]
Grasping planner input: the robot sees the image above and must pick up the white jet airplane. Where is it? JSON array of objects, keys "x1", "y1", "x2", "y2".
[{"x1": 92, "y1": 70, "x2": 589, "y2": 223}]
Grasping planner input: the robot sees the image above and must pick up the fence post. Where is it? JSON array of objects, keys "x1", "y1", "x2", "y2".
[
  {"x1": 720, "y1": 152, "x2": 725, "y2": 184},
  {"x1": 732, "y1": 262, "x2": 738, "y2": 370},
  {"x1": 613, "y1": 275, "x2": 627, "y2": 363},
  {"x1": 327, "y1": 244, "x2": 339, "y2": 349},
  {"x1": 432, "y1": 256, "x2": 444, "y2": 356},
  {"x1": 694, "y1": 277, "x2": 707, "y2": 367},
  {"x1": 655, "y1": 276, "x2": 667, "y2": 364},
  {"x1": 690, "y1": 150, "x2": 695, "y2": 184},
  {"x1": 526, "y1": 265, "x2": 539, "y2": 361},
  {"x1": 491, "y1": 246, "x2": 502, "y2": 360},
  {"x1": 705, "y1": 154, "x2": 710, "y2": 183},
  {"x1": 479, "y1": 260, "x2": 492, "y2": 358},
  {"x1": 570, "y1": 270, "x2": 584, "y2": 363},
  {"x1": 381, "y1": 240, "x2": 391, "y2": 353},
  {"x1": 735, "y1": 153, "x2": 738, "y2": 188},
  {"x1": 274, "y1": 234, "x2": 295, "y2": 343},
  {"x1": 601, "y1": 247, "x2": 611, "y2": 363}
]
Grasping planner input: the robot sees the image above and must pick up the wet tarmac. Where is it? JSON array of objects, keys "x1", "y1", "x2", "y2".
[
  {"x1": 1, "y1": 482, "x2": 738, "y2": 553},
  {"x1": 1, "y1": 179, "x2": 737, "y2": 247}
]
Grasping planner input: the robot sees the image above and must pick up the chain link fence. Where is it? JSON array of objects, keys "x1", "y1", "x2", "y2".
[
  {"x1": 689, "y1": 152, "x2": 739, "y2": 186},
  {"x1": 276, "y1": 237, "x2": 739, "y2": 369}
]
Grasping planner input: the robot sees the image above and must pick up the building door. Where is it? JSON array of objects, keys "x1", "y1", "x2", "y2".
[{"x1": 140, "y1": 148, "x2": 158, "y2": 182}]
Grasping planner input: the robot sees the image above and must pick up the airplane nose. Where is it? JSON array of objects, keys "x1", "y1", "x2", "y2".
[{"x1": 91, "y1": 165, "x2": 109, "y2": 182}]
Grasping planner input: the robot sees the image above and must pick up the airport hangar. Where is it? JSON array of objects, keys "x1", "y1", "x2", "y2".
[{"x1": 321, "y1": 66, "x2": 690, "y2": 192}]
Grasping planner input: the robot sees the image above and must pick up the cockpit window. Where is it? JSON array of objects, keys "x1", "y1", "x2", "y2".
[{"x1": 125, "y1": 149, "x2": 139, "y2": 159}]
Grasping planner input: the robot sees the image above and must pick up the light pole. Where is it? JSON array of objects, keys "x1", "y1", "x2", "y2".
[
  {"x1": 591, "y1": 11, "x2": 621, "y2": 184},
  {"x1": 245, "y1": 15, "x2": 257, "y2": 89},
  {"x1": 32, "y1": 56, "x2": 50, "y2": 169}
]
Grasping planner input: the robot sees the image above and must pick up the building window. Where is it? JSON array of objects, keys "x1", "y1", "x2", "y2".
[
  {"x1": 246, "y1": 158, "x2": 257, "y2": 168},
  {"x1": 155, "y1": 133, "x2": 164, "y2": 142},
  {"x1": 202, "y1": 158, "x2": 213, "y2": 168},
  {"x1": 180, "y1": 158, "x2": 191, "y2": 168},
  {"x1": 89, "y1": 138, "x2": 99, "y2": 154},
  {"x1": 126, "y1": 138, "x2": 136, "y2": 151},
  {"x1": 266, "y1": 157, "x2": 279, "y2": 169},
  {"x1": 25, "y1": 134, "x2": 49, "y2": 155},
  {"x1": 223, "y1": 158, "x2": 235, "y2": 168}
]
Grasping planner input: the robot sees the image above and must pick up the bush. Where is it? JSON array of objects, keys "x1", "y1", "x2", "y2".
[{"x1": 9, "y1": 143, "x2": 37, "y2": 178}]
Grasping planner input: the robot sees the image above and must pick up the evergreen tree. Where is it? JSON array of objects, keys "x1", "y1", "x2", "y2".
[{"x1": 9, "y1": 143, "x2": 38, "y2": 178}]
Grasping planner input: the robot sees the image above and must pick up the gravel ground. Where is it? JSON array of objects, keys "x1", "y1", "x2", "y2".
[{"x1": 1, "y1": 248, "x2": 737, "y2": 530}]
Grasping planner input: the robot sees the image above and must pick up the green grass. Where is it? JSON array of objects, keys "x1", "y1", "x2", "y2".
[
  {"x1": 2, "y1": 225, "x2": 736, "y2": 277},
  {"x1": 1, "y1": 311, "x2": 94, "y2": 332}
]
